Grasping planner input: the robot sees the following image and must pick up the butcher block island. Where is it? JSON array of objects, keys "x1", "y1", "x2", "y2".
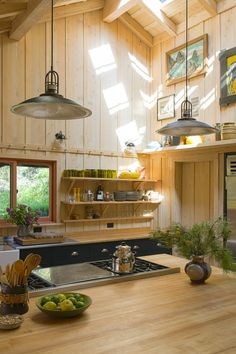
[{"x1": 1, "y1": 255, "x2": 236, "y2": 354}]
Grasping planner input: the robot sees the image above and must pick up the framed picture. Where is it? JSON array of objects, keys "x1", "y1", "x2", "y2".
[
  {"x1": 157, "y1": 94, "x2": 175, "y2": 120},
  {"x1": 166, "y1": 34, "x2": 208, "y2": 86},
  {"x1": 219, "y1": 47, "x2": 236, "y2": 106}
]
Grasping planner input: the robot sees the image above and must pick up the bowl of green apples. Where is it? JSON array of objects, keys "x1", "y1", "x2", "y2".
[{"x1": 36, "y1": 292, "x2": 92, "y2": 318}]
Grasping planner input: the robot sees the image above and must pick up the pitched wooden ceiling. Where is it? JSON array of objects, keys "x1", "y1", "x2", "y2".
[{"x1": 0, "y1": 0, "x2": 233, "y2": 46}]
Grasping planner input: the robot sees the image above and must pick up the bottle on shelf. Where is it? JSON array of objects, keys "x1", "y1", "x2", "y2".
[
  {"x1": 72, "y1": 187, "x2": 80, "y2": 202},
  {"x1": 96, "y1": 185, "x2": 104, "y2": 201}
]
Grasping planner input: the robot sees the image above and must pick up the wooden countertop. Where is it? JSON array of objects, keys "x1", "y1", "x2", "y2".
[
  {"x1": 65, "y1": 227, "x2": 152, "y2": 243},
  {"x1": 1, "y1": 254, "x2": 236, "y2": 354}
]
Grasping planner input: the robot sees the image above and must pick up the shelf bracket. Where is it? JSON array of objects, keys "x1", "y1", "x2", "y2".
[
  {"x1": 134, "y1": 205, "x2": 141, "y2": 213},
  {"x1": 67, "y1": 204, "x2": 76, "y2": 219},
  {"x1": 66, "y1": 180, "x2": 76, "y2": 195},
  {"x1": 100, "y1": 204, "x2": 109, "y2": 217},
  {"x1": 133, "y1": 181, "x2": 143, "y2": 190}
]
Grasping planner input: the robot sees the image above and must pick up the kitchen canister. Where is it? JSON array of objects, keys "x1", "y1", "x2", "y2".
[
  {"x1": 221, "y1": 122, "x2": 236, "y2": 140},
  {"x1": 0, "y1": 284, "x2": 29, "y2": 315}
]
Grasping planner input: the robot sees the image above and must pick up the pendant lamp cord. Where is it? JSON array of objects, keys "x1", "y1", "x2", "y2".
[
  {"x1": 185, "y1": 0, "x2": 188, "y2": 101},
  {"x1": 51, "y1": 0, "x2": 54, "y2": 71}
]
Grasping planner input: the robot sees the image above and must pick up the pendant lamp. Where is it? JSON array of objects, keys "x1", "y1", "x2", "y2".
[
  {"x1": 11, "y1": 0, "x2": 92, "y2": 120},
  {"x1": 157, "y1": 0, "x2": 216, "y2": 136}
]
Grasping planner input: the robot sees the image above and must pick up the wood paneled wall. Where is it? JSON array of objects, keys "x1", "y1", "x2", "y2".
[
  {"x1": 0, "y1": 10, "x2": 152, "y2": 235},
  {"x1": 138, "y1": 140, "x2": 236, "y2": 236},
  {"x1": 151, "y1": 5, "x2": 236, "y2": 142}
]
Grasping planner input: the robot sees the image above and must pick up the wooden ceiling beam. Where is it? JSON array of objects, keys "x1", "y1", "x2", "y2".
[
  {"x1": 217, "y1": 0, "x2": 236, "y2": 13},
  {"x1": 142, "y1": 0, "x2": 177, "y2": 37},
  {"x1": 198, "y1": 0, "x2": 217, "y2": 16},
  {"x1": 119, "y1": 12, "x2": 153, "y2": 47},
  {"x1": 177, "y1": 10, "x2": 210, "y2": 34},
  {"x1": 103, "y1": 0, "x2": 140, "y2": 23},
  {"x1": 9, "y1": 0, "x2": 58, "y2": 41},
  {"x1": 0, "y1": 3, "x2": 26, "y2": 19},
  {"x1": 55, "y1": 0, "x2": 87, "y2": 6},
  {"x1": 0, "y1": 1, "x2": 28, "y2": 3},
  {"x1": 0, "y1": 19, "x2": 13, "y2": 34},
  {"x1": 41, "y1": 0, "x2": 104, "y2": 22}
]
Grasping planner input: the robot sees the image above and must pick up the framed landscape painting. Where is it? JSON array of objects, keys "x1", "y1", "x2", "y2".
[
  {"x1": 166, "y1": 34, "x2": 208, "y2": 86},
  {"x1": 219, "y1": 47, "x2": 236, "y2": 106},
  {"x1": 157, "y1": 94, "x2": 175, "y2": 120}
]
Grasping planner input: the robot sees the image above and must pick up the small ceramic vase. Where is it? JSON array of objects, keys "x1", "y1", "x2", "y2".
[{"x1": 185, "y1": 255, "x2": 212, "y2": 284}]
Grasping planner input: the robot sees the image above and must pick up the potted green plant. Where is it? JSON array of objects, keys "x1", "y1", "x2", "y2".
[
  {"x1": 151, "y1": 217, "x2": 234, "y2": 283},
  {"x1": 5, "y1": 205, "x2": 40, "y2": 237}
]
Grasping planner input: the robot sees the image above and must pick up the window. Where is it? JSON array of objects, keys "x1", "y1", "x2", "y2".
[{"x1": 0, "y1": 158, "x2": 56, "y2": 223}]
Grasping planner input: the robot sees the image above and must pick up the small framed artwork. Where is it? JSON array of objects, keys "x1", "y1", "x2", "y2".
[
  {"x1": 219, "y1": 47, "x2": 236, "y2": 106},
  {"x1": 157, "y1": 94, "x2": 175, "y2": 120},
  {"x1": 166, "y1": 34, "x2": 208, "y2": 86}
]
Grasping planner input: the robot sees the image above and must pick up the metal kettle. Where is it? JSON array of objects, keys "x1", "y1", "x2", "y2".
[{"x1": 112, "y1": 241, "x2": 135, "y2": 273}]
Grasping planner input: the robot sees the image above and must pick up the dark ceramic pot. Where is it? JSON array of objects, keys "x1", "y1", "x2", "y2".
[
  {"x1": 0, "y1": 283, "x2": 29, "y2": 315},
  {"x1": 185, "y1": 256, "x2": 212, "y2": 284}
]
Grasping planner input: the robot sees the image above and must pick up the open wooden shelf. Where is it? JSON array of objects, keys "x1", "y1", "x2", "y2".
[
  {"x1": 62, "y1": 200, "x2": 161, "y2": 205},
  {"x1": 61, "y1": 176, "x2": 161, "y2": 227},
  {"x1": 61, "y1": 177, "x2": 159, "y2": 183},
  {"x1": 62, "y1": 215, "x2": 154, "y2": 223}
]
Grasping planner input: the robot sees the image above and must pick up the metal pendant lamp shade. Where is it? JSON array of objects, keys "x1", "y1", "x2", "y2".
[
  {"x1": 11, "y1": 1, "x2": 91, "y2": 120},
  {"x1": 157, "y1": 0, "x2": 215, "y2": 137}
]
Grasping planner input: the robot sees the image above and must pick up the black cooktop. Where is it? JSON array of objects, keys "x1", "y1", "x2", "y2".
[
  {"x1": 90, "y1": 258, "x2": 168, "y2": 274},
  {"x1": 28, "y1": 258, "x2": 179, "y2": 291}
]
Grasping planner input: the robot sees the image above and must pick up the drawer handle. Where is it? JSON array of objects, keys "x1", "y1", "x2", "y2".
[
  {"x1": 133, "y1": 245, "x2": 140, "y2": 250},
  {"x1": 101, "y1": 248, "x2": 109, "y2": 253},
  {"x1": 71, "y1": 251, "x2": 79, "y2": 256}
]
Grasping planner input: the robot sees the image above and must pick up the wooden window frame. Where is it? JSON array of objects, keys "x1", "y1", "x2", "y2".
[{"x1": 0, "y1": 158, "x2": 57, "y2": 225}]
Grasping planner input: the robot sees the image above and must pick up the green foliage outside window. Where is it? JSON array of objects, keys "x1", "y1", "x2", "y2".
[{"x1": 0, "y1": 163, "x2": 50, "y2": 219}]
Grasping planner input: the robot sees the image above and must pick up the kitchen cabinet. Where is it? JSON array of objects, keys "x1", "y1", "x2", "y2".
[
  {"x1": 19, "y1": 238, "x2": 171, "y2": 267},
  {"x1": 60, "y1": 176, "x2": 161, "y2": 225},
  {"x1": 19, "y1": 243, "x2": 92, "y2": 267},
  {"x1": 90, "y1": 238, "x2": 171, "y2": 261}
]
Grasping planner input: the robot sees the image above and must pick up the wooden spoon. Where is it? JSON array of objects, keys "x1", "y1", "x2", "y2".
[
  {"x1": 23, "y1": 254, "x2": 41, "y2": 283},
  {"x1": 26, "y1": 254, "x2": 41, "y2": 274},
  {"x1": 5, "y1": 263, "x2": 12, "y2": 286},
  {"x1": 13, "y1": 259, "x2": 25, "y2": 286},
  {"x1": 23, "y1": 253, "x2": 35, "y2": 268}
]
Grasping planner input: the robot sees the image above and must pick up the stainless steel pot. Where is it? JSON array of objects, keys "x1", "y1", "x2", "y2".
[{"x1": 111, "y1": 241, "x2": 135, "y2": 273}]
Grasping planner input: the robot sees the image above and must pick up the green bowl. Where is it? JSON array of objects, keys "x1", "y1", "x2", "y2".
[{"x1": 36, "y1": 292, "x2": 92, "y2": 318}]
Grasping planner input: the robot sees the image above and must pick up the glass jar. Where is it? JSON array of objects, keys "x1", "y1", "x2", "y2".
[{"x1": 87, "y1": 190, "x2": 94, "y2": 201}]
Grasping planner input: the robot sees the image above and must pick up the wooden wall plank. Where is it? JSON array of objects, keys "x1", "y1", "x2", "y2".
[
  {"x1": 45, "y1": 18, "x2": 66, "y2": 147},
  {"x1": 25, "y1": 22, "x2": 46, "y2": 148},
  {"x1": 117, "y1": 20, "x2": 133, "y2": 152},
  {"x1": 159, "y1": 157, "x2": 172, "y2": 228},
  {"x1": 132, "y1": 35, "x2": 149, "y2": 151},
  {"x1": 2, "y1": 34, "x2": 25, "y2": 146},
  {"x1": 83, "y1": 10, "x2": 101, "y2": 151},
  {"x1": 194, "y1": 161, "x2": 210, "y2": 222},
  {"x1": 181, "y1": 163, "x2": 195, "y2": 226},
  {"x1": 65, "y1": 14, "x2": 84, "y2": 150},
  {"x1": 100, "y1": 20, "x2": 118, "y2": 152}
]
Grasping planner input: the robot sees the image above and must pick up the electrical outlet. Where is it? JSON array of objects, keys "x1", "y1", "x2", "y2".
[
  {"x1": 33, "y1": 226, "x2": 42, "y2": 233},
  {"x1": 107, "y1": 223, "x2": 114, "y2": 228}
]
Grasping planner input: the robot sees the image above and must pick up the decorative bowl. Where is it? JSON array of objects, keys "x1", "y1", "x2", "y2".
[
  {"x1": 0, "y1": 314, "x2": 24, "y2": 330},
  {"x1": 36, "y1": 292, "x2": 92, "y2": 318}
]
